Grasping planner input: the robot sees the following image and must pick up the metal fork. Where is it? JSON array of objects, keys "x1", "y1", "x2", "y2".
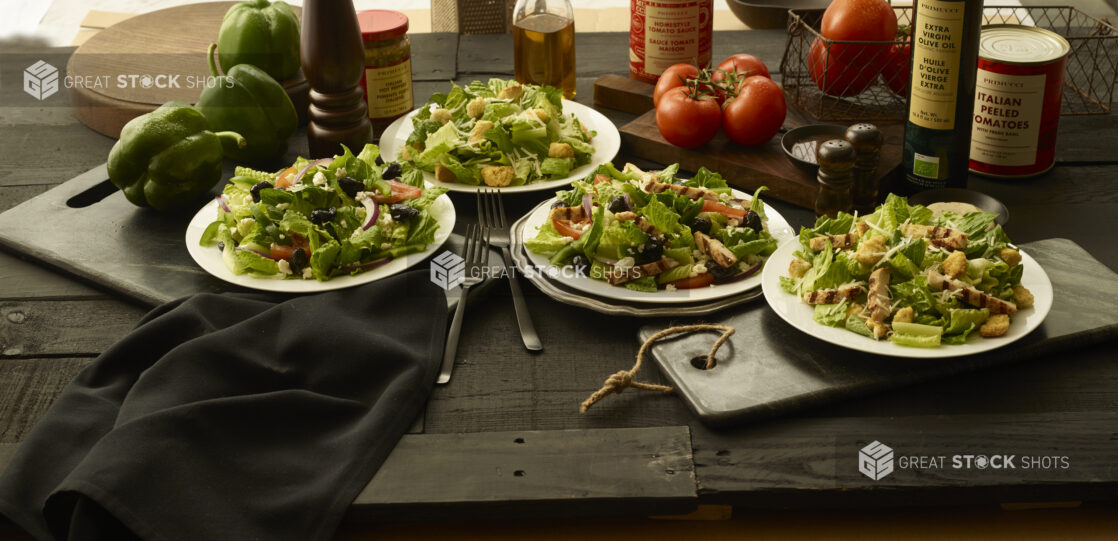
[
  {"x1": 439, "y1": 224, "x2": 489, "y2": 384},
  {"x1": 479, "y1": 189, "x2": 543, "y2": 351}
]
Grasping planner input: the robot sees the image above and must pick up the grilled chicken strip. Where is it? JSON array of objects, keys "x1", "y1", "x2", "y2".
[
  {"x1": 867, "y1": 267, "x2": 891, "y2": 324},
  {"x1": 614, "y1": 211, "x2": 662, "y2": 237},
  {"x1": 548, "y1": 205, "x2": 588, "y2": 222},
  {"x1": 642, "y1": 179, "x2": 721, "y2": 201},
  {"x1": 803, "y1": 286, "x2": 864, "y2": 305},
  {"x1": 694, "y1": 231, "x2": 739, "y2": 268},
  {"x1": 809, "y1": 233, "x2": 860, "y2": 252},
  {"x1": 607, "y1": 258, "x2": 680, "y2": 285},
  {"x1": 927, "y1": 270, "x2": 1018, "y2": 314},
  {"x1": 900, "y1": 224, "x2": 968, "y2": 251}
]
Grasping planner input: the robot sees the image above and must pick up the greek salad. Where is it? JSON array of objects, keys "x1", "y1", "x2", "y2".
[
  {"x1": 525, "y1": 163, "x2": 779, "y2": 292},
  {"x1": 198, "y1": 144, "x2": 447, "y2": 281}
]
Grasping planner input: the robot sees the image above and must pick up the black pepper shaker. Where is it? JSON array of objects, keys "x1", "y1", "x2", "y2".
[
  {"x1": 845, "y1": 123, "x2": 884, "y2": 212},
  {"x1": 815, "y1": 138, "x2": 855, "y2": 219}
]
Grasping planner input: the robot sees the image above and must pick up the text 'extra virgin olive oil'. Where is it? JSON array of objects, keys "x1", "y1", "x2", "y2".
[
  {"x1": 513, "y1": 10, "x2": 576, "y2": 99},
  {"x1": 902, "y1": 0, "x2": 984, "y2": 191}
]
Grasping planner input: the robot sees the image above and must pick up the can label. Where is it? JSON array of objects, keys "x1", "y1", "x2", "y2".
[
  {"x1": 908, "y1": 0, "x2": 967, "y2": 130},
  {"x1": 362, "y1": 58, "x2": 413, "y2": 121},
  {"x1": 630, "y1": 0, "x2": 712, "y2": 83},
  {"x1": 971, "y1": 70, "x2": 1045, "y2": 166}
]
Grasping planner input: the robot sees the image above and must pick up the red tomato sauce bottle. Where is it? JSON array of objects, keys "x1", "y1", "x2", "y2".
[{"x1": 629, "y1": 0, "x2": 713, "y2": 84}]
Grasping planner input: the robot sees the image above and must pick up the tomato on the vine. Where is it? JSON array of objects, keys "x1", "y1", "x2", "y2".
[
  {"x1": 656, "y1": 86, "x2": 722, "y2": 149},
  {"x1": 709, "y1": 54, "x2": 770, "y2": 103},
  {"x1": 820, "y1": 0, "x2": 898, "y2": 65},
  {"x1": 721, "y1": 76, "x2": 785, "y2": 146},
  {"x1": 653, "y1": 63, "x2": 700, "y2": 108},
  {"x1": 808, "y1": 37, "x2": 878, "y2": 97}
]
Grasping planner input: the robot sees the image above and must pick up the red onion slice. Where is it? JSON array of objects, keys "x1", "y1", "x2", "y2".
[
  {"x1": 236, "y1": 246, "x2": 280, "y2": 260},
  {"x1": 582, "y1": 193, "x2": 593, "y2": 222},
  {"x1": 360, "y1": 197, "x2": 380, "y2": 231},
  {"x1": 341, "y1": 257, "x2": 392, "y2": 273},
  {"x1": 215, "y1": 195, "x2": 231, "y2": 213},
  {"x1": 281, "y1": 158, "x2": 333, "y2": 186}
]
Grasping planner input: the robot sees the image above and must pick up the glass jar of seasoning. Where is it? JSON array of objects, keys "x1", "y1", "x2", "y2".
[{"x1": 356, "y1": 10, "x2": 413, "y2": 138}]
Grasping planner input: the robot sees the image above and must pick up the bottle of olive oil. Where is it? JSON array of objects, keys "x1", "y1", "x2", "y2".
[{"x1": 901, "y1": 0, "x2": 984, "y2": 191}]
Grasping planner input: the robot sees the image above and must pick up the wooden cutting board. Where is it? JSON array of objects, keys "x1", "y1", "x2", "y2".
[
  {"x1": 593, "y1": 74, "x2": 904, "y2": 210},
  {"x1": 67, "y1": 2, "x2": 309, "y2": 139}
]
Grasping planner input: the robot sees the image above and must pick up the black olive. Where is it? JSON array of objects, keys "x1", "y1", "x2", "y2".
[
  {"x1": 250, "y1": 180, "x2": 273, "y2": 202},
  {"x1": 744, "y1": 210, "x2": 763, "y2": 232},
  {"x1": 382, "y1": 162, "x2": 403, "y2": 180},
  {"x1": 689, "y1": 216, "x2": 712, "y2": 235},
  {"x1": 337, "y1": 176, "x2": 365, "y2": 198},
  {"x1": 375, "y1": 154, "x2": 385, "y2": 166},
  {"x1": 550, "y1": 199, "x2": 569, "y2": 209},
  {"x1": 607, "y1": 195, "x2": 630, "y2": 213},
  {"x1": 571, "y1": 254, "x2": 590, "y2": 276},
  {"x1": 217, "y1": 241, "x2": 225, "y2": 252},
  {"x1": 709, "y1": 264, "x2": 740, "y2": 282},
  {"x1": 390, "y1": 204, "x2": 419, "y2": 222},
  {"x1": 635, "y1": 238, "x2": 664, "y2": 264},
  {"x1": 289, "y1": 248, "x2": 309, "y2": 272},
  {"x1": 310, "y1": 207, "x2": 336, "y2": 225}
]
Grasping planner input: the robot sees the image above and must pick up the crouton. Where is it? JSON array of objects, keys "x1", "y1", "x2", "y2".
[
  {"x1": 466, "y1": 97, "x2": 487, "y2": 119},
  {"x1": 869, "y1": 321, "x2": 889, "y2": 340},
  {"x1": 548, "y1": 142, "x2": 574, "y2": 159},
  {"x1": 847, "y1": 303, "x2": 865, "y2": 319},
  {"x1": 942, "y1": 250, "x2": 968, "y2": 278},
  {"x1": 579, "y1": 122, "x2": 592, "y2": 140},
  {"x1": 481, "y1": 165, "x2": 515, "y2": 187},
  {"x1": 1013, "y1": 285, "x2": 1034, "y2": 309},
  {"x1": 980, "y1": 314, "x2": 1010, "y2": 337},
  {"x1": 855, "y1": 235, "x2": 887, "y2": 266},
  {"x1": 470, "y1": 120, "x2": 494, "y2": 143},
  {"x1": 892, "y1": 306, "x2": 914, "y2": 324},
  {"x1": 999, "y1": 248, "x2": 1022, "y2": 267},
  {"x1": 533, "y1": 108, "x2": 550, "y2": 123},
  {"x1": 401, "y1": 145, "x2": 414, "y2": 162},
  {"x1": 788, "y1": 257, "x2": 812, "y2": 279},
  {"x1": 435, "y1": 164, "x2": 456, "y2": 183},
  {"x1": 498, "y1": 84, "x2": 523, "y2": 100},
  {"x1": 431, "y1": 108, "x2": 452, "y2": 124}
]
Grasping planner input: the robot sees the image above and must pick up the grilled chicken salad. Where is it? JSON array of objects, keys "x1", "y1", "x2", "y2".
[
  {"x1": 526, "y1": 163, "x2": 778, "y2": 293},
  {"x1": 780, "y1": 194, "x2": 1033, "y2": 347}
]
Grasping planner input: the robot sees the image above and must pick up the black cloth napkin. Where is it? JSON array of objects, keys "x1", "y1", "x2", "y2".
[{"x1": 0, "y1": 269, "x2": 446, "y2": 541}]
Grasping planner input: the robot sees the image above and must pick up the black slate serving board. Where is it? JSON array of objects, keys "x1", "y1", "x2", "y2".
[{"x1": 640, "y1": 239, "x2": 1118, "y2": 427}]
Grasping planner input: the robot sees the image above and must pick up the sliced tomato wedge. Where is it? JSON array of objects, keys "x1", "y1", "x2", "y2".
[
  {"x1": 274, "y1": 166, "x2": 298, "y2": 189},
  {"x1": 552, "y1": 218, "x2": 583, "y2": 240},
  {"x1": 372, "y1": 181, "x2": 423, "y2": 204},
  {"x1": 701, "y1": 199, "x2": 747, "y2": 219},
  {"x1": 269, "y1": 233, "x2": 309, "y2": 260},
  {"x1": 668, "y1": 273, "x2": 714, "y2": 289},
  {"x1": 593, "y1": 174, "x2": 610, "y2": 185}
]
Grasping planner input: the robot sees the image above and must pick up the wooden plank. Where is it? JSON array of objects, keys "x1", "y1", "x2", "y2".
[
  {"x1": 0, "y1": 357, "x2": 91, "y2": 443},
  {"x1": 593, "y1": 74, "x2": 654, "y2": 115},
  {"x1": 349, "y1": 426, "x2": 696, "y2": 520},
  {"x1": 0, "y1": 299, "x2": 145, "y2": 358},
  {"x1": 410, "y1": 33, "x2": 458, "y2": 81},
  {"x1": 0, "y1": 252, "x2": 104, "y2": 299},
  {"x1": 0, "y1": 126, "x2": 114, "y2": 188},
  {"x1": 0, "y1": 186, "x2": 53, "y2": 214}
]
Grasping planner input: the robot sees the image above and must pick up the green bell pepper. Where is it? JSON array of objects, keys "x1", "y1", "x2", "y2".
[
  {"x1": 107, "y1": 102, "x2": 246, "y2": 211},
  {"x1": 216, "y1": 0, "x2": 301, "y2": 82},
  {"x1": 197, "y1": 44, "x2": 297, "y2": 163}
]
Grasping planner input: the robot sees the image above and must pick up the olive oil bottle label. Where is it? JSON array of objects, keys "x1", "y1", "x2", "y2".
[
  {"x1": 913, "y1": 152, "x2": 941, "y2": 178},
  {"x1": 365, "y1": 58, "x2": 413, "y2": 120},
  {"x1": 909, "y1": 0, "x2": 967, "y2": 130}
]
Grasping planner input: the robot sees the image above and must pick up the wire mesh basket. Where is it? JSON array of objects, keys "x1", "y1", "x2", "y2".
[{"x1": 780, "y1": 5, "x2": 1118, "y2": 121}]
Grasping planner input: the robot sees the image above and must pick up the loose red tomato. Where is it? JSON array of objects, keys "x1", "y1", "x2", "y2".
[
  {"x1": 701, "y1": 199, "x2": 747, "y2": 219},
  {"x1": 820, "y1": 0, "x2": 898, "y2": 65},
  {"x1": 372, "y1": 180, "x2": 422, "y2": 204},
  {"x1": 274, "y1": 166, "x2": 298, "y2": 188},
  {"x1": 656, "y1": 86, "x2": 722, "y2": 149},
  {"x1": 653, "y1": 63, "x2": 700, "y2": 108},
  {"x1": 880, "y1": 29, "x2": 911, "y2": 97},
  {"x1": 552, "y1": 219, "x2": 583, "y2": 240},
  {"x1": 669, "y1": 273, "x2": 714, "y2": 289},
  {"x1": 721, "y1": 76, "x2": 786, "y2": 146},
  {"x1": 808, "y1": 37, "x2": 878, "y2": 97}
]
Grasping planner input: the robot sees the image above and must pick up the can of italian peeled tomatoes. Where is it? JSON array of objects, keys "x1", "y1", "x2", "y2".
[{"x1": 969, "y1": 25, "x2": 1071, "y2": 177}]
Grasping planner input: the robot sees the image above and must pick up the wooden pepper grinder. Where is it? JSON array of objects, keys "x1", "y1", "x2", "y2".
[
  {"x1": 301, "y1": 0, "x2": 373, "y2": 158},
  {"x1": 845, "y1": 123, "x2": 884, "y2": 212},
  {"x1": 814, "y1": 138, "x2": 856, "y2": 219}
]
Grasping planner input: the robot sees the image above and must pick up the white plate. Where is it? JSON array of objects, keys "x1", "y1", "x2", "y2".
[
  {"x1": 518, "y1": 191, "x2": 796, "y2": 304},
  {"x1": 184, "y1": 194, "x2": 455, "y2": 293},
  {"x1": 377, "y1": 99, "x2": 621, "y2": 194},
  {"x1": 760, "y1": 241, "x2": 1054, "y2": 358}
]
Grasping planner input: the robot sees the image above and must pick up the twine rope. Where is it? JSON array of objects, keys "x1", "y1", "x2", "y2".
[{"x1": 579, "y1": 324, "x2": 735, "y2": 413}]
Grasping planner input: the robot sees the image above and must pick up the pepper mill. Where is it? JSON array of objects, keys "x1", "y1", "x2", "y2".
[
  {"x1": 845, "y1": 123, "x2": 884, "y2": 212},
  {"x1": 814, "y1": 138, "x2": 856, "y2": 219},
  {"x1": 301, "y1": 0, "x2": 373, "y2": 158}
]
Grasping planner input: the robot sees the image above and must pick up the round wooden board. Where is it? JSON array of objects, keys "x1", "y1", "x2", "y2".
[{"x1": 68, "y1": 1, "x2": 308, "y2": 139}]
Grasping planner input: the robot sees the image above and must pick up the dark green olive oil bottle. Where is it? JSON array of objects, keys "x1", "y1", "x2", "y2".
[{"x1": 901, "y1": 0, "x2": 984, "y2": 191}]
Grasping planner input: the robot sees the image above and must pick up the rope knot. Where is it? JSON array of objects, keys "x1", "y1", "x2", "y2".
[{"x1": 604, "y1": 370, "x2": 633, "y2": 390}]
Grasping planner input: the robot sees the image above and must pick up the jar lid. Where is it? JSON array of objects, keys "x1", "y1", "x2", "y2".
[{"x1": 357, "y1": 10, "x2": 409, "y2": 42}]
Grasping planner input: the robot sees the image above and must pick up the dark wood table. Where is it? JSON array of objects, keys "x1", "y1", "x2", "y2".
[{"x1": 2, "y1": 30, "x2": 1118, "y2": 529}]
